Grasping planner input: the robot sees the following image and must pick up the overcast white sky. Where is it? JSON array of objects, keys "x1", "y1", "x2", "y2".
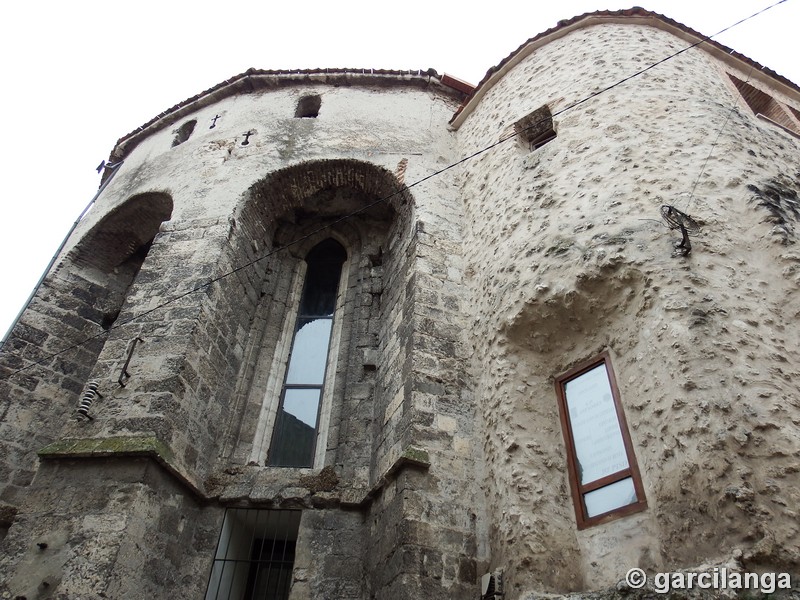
[{"x1": 1, "y1": 0, "x2": 797, "y2": 341}]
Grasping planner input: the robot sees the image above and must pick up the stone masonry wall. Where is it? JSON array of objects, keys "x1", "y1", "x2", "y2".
[
  {"x1": 0, "y1": 192, "x2": 172, "y2": 509},
  {"x1": 0, "y1": 78, "x2": 476, "y2": 599},
  {"x1": 0, "y1": 458, "x2": 220, "y2": 600},
  {"x1": 456, "y1": 22, "x2": 800, "y2": 596}
]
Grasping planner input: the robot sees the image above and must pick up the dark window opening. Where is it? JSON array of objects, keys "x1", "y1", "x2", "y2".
[
  {"x1": 206, "y1": 508, "x2": 300, "y2": 600},
  {"x1": 0, "y1": 505, "x2": 18, "y2": 543},
  {"x1": 555, "y1": 351, "x2": 647, "y2": 529},
  {"x1": 101, "y1": 311, "x2": 120, "y2": 330},
  {"x1": 295, "y1": 95, "x2": 321, "y2": 118},
  {"x1": 513, "y1": 104, "x2": 556, "y2": 150},
  {"x1": 172, "y1": 119, "x2": 197, "y2": 147},
  {"x1": 268, "y1": 239, "x2": 347, "y2": 467}
]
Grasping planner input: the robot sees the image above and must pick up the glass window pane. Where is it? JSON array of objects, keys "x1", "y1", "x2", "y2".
[
  {"x1": 285, "y1": 318, "x2": 332, "y2": 385},
  {"x1": 564, "y1": 364, "x2": 629, "y2": 485},
  {"x1": 583, "y1": 477, "x2": 638, "y2": 518},
  {"x1": 300, "y1": 264, "x2": 341, "y2": 316},
  {"x1": 206, "y1": 509, "x2": 300, "y2": 600},
  {"x1": 269, "y1": 389, "x2": 320, "y2": 467},
  {"x1": 300, "y1": 239, "x2": 347, "y2": 317},
  {"x1": 283, "y1": 388, "x2": 321, "y2": 428}
]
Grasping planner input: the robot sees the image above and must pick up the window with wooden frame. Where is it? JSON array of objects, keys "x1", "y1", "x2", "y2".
[{"x1": 555, "y1": 351, "x2": 646, "y2": 529}]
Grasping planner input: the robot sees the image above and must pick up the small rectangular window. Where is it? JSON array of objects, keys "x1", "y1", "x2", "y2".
[
  {"x1": 555, "y1": 352, "x2": 646, "y2": 529},
  {"x1": 205, "y1": 508, "x2": 300, "y2": 600},
  {"x1": 512, "y1": 104, "x2": 556, "y2": 150}
]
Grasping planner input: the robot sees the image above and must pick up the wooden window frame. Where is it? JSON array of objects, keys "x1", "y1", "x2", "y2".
[{"x1": 555, "y1": 351, "x2": 647, "y2": 529}]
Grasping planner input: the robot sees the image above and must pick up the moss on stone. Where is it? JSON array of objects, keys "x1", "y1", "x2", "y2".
[
  {"x1": 400, "y1": 445, "x2": 430, "y2": 467},
  {"x1": 38, "y1": 435, "x2": 174, "y2": 463},
  {"x1": 299, "y1": 465, "x2": 339, "y2": 493}
]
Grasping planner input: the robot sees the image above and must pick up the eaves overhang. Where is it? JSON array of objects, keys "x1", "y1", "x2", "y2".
[{"x1": 109, "y1": 68, "x2": 472, "y2": 161}]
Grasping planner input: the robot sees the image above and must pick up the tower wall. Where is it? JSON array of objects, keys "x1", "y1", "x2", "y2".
[{"x1": 456, "y1": 21, "x2": 800, "y2": 595}]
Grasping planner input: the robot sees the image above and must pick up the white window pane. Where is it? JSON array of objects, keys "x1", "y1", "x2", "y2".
[
  {"x1": 565, "y1": 364, "x2": 629, "y2": 485},
  {"x1": 285, "y1": 318, "x2": 332, "y2": 385},
  {"x1": 583, "y1": 477, "x2": 638, "y2": 518},
  {"x1": 283, "y1": 388, "x2": 321, "y2": 428}
]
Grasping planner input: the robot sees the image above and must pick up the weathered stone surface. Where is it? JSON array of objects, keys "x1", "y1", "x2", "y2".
[{"x1": 1, "y1": 12, "x2": 800, "y2": 600}]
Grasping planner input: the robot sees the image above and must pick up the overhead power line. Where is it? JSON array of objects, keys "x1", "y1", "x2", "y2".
[{"x1": 0, "y1": 0, "x2": 789, "y2": 380}]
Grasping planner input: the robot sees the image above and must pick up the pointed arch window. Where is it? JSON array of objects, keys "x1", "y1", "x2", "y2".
[{"x1": 268, "y1": 239, "x2": 347, "y2": 467}]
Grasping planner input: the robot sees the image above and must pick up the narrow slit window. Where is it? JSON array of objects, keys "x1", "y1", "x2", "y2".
[
  {"x1": 268, "y1": 239, "x2": 346, "y2": 467},
  {"x1": 555, "y1": 352, "x2": 647, "y2": 528},
  {"x1": 205, "y1": 508, "x2": 300, "y2": 600}
]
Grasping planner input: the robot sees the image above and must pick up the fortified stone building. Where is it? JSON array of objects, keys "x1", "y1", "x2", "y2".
[{"x1": 1, "y1": 8, "x2": 799, "y2": 599}]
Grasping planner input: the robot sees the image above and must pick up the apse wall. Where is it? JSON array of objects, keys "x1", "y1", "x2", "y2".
[
  {"x1": 455, "y1": 18, "x2": 800, "y2": 595},
  {"x1": 0, "y1": 74, "x2": 483, "y2": 599}
]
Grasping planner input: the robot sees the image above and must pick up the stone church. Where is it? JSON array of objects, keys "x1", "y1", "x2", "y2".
[{"x1": 1, "y1": 7, "x2": 799, "y2": 599}]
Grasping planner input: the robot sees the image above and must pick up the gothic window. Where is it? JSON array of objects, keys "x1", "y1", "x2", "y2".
[
  {"x1": 554, "y1": 352, "x2": 647, "y2": 529},
  {"x1": 205, "y1": 508, "x2": 300, "y2": 600},
  {"x1": 267, "y1": 239, "x2": 347, "y2": 467}
]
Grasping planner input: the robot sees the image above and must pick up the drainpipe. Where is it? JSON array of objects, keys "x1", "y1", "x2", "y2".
[{"x1": 0, "y1": 161, "x2": 124, "y2": 350}]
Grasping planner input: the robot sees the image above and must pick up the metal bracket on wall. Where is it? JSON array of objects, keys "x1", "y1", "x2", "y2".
[{"x1": 119, "y1": 337, "x2": 145, "y2": 387}]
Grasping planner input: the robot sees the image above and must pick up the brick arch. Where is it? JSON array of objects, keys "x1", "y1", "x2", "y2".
[{"x1": 239, "y1": 158, "x2": 412, "y2": 234}]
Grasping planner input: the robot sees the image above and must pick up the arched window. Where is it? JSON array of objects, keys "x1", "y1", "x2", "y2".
[{"x1": 268, "y1": 239, "x2": 347, "y2": 467}]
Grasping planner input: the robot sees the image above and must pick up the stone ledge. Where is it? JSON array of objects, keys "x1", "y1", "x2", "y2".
[
  {"x1": 342, "y1": 445, "x2": 431, "y2": 508},
  {"x1": 37, "y1": 435, "x2": 204, "y2": 498}
]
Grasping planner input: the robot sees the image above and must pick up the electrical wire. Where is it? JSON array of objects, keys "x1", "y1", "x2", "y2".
[
  {"x1": 682, "y1": 62, "x2": 758, "y2": 212},
  {"x1": 0, "y1": 0, "x2": 789, "y2": 380}
]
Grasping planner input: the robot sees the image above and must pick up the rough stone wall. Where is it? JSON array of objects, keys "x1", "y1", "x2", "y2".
[
  {"x1": 0, "y1": 458, "x2": 218, "y2": 600},
  {"x1": 363, "y1": 162, "x2": 482, "y2": 598},
  {"x1": 4, "y1": 23, "x2": 798, "y2": 600},
  {"x1": 0, "y1": 192, "x2": 172, "y2": 508},
  {"x1": 456, "y1": 22, "x2": 800, "y2": 596}
]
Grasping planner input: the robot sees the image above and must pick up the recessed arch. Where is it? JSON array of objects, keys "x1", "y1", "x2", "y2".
[
  {"x1": 64, "y1": 192, "x2": 173, "y2": 329},
  {"x1": 70, "y1": 192, "x2": 173, "y2": 272},
  {"x1": 223, "y1": 159, "x2": 414, "y2": 471},
  {"x1": 238, "y1": 158, "x2": 411, "y2": 233}
]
